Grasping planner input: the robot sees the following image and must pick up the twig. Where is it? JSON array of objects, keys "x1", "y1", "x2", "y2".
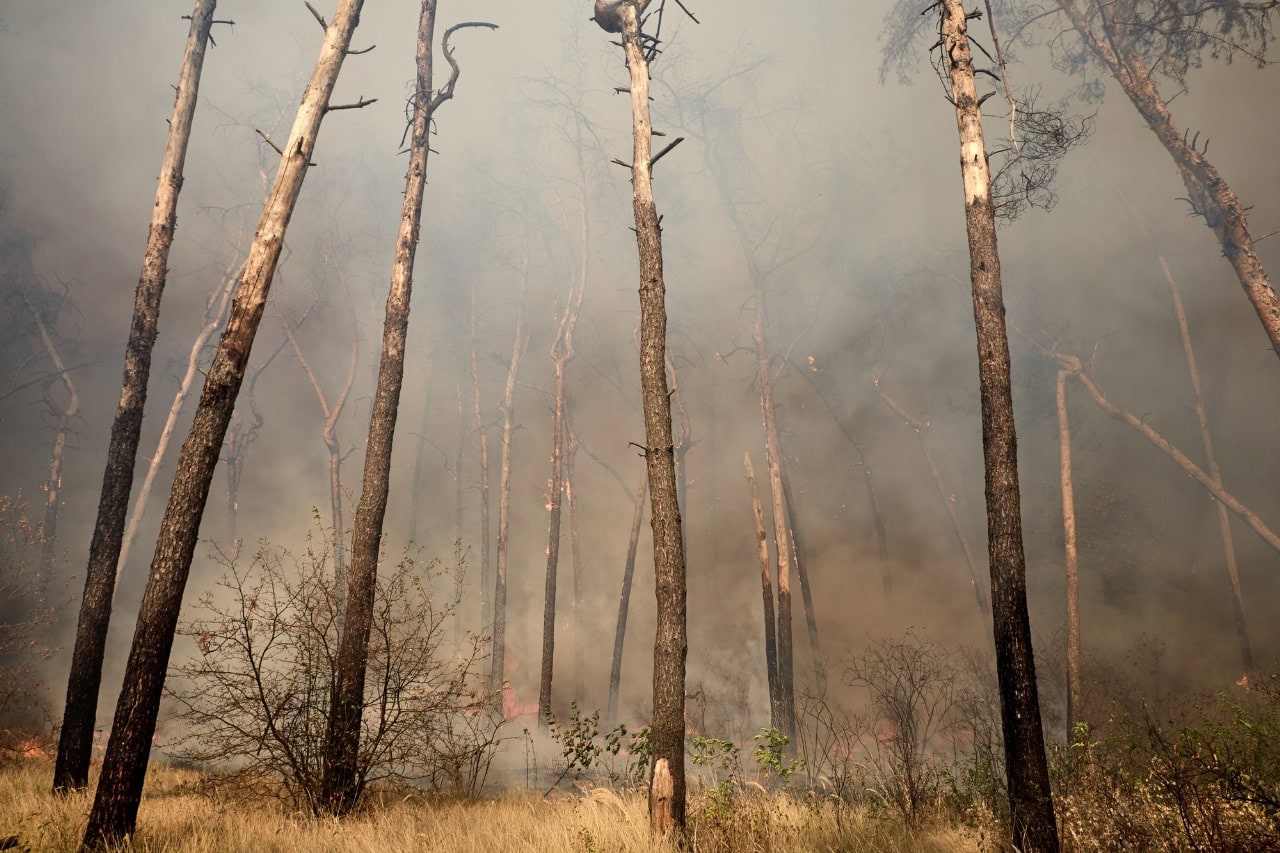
[
  {"x1": 327, "y1": 96, "x2": 377, "y2": 112},
  {"x1": 650, "y1": 135, "x2": 685, "y2": 170}
]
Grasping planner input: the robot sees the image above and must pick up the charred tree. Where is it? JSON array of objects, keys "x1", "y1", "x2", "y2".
[
  {"x1": 606, "y1": 1, "x2": 689, "y2": 836},
  {"x1": 744, "y1": 452, "x2": 781, "y2": 732},
  {"x1": 320, "y1": 11, "x2": 495, "y2": 815},
  {"x1": 54, "y1": 0, "x2": 221, "y2": 795},
  {"x1": 489, "y1": 252, "x2": 530, "y2": 695},
  {"x1": 937, "y1": 2, "x2": 1059, "y2": 849},
  {"x1": 81, "y1": 3, "x2": 369, "y2": 844},
  {"x1": 536, "y1": 171, "x2": 587, "y2": 730},
  {"x1": 469, "y1": 279, "x2": 492, "y2": 629},
  {"x1": 566, "y1": 425, "x2": 586, "y2": 701},
  {"x1": 751, "y1": 291, "x2": 797, "y2": 744},
  {"x1": 606, "y1": 466, "x2": 647, "y2": 727},
  {"x1": 1056, "y1": 0, "x2": 1280, "y2": 357}
]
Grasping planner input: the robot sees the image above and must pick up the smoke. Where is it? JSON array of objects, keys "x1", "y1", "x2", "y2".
[{"x1": 1, "y1": 0, "x2": 1278, "y2": 751}]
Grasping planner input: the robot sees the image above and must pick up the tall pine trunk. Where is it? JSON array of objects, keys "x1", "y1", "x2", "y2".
[
  {"x1": 320, "y1": 3, "x2": 498, "y2": 814},
  {"x1": 489, "y1": 256, "x2": 529, "y2": 695},
  {"x1": 1057, "y1": 0, "x2": 1280, "y2": 358},
  {"x1": 744, "y1": 452, "x2": 781, "y2": 731},
  {"x1": 55, "y1": 0, "x2": 219, "y2": 795},
  {"x1": 1056, "y1": 369, "x2": 1082, "y2": 738},
  {"x1": 751, "y1": 290, "x2": 796, "y2": 743},
  {"x1": 606, "y1": 467, "x2": 647, "y2": 726},
  {"x1": 939, "y1": 2, "x2": 1059, "y2": 849},
  {"x1": 82, "y1": 3, "x2": 367, "y2": 844},
  {"x1": 536, "y1": 356, "x2": 568, "y2": 729},
  {"x1": 469, "y1": 281, "x2": 492, "y2": 629},
  {"x1": 615, "y1": 4, "x2": 688, "y2": 836}
]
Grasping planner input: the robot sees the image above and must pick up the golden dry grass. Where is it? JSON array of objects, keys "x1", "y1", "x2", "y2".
[{"x1": 0, "y1": 758, "x2": 982, "y2": 852}]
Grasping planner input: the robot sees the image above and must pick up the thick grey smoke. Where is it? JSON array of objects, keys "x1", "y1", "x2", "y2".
[{"x1": 1, "y1": 0, "x2": 1277, "y2": 741}]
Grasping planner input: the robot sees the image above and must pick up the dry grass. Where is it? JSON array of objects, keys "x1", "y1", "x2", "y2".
[{"x1": 0, "y1": 758, "x2": 981, "y2": 852}]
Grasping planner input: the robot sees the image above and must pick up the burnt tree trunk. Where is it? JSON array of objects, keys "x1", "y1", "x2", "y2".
[
  {"x1": 321, "y1": 8, "x2": 494, "y2": 815},
  {"x1": 536, "y1": 181, "x2": 587, "y2": 729},
  {"x1": 469, "y1": 280, "x2": 492, "y2": 630},
  {"x1": 779, "y1": 453, "x2": 822, "y2": 690},
  {"x1": 940, "y1": 2, "x2": 1059, "y2": 849},
  {"x1": 1057, "y1": 0, "x2": 1280, "y2": 358},
  {"x1": 408, "y1": 362, "x2": 434, "y2": 547},
  {"x1": 81, "y1": 3, "x2": 367, "y2": 845},
  {"x1": 489, "y1": 254, "x2": 529, "y2": 695},
  {"x1": 536, "y1": 355, "x2": 567, "y2": 729},
  {"x1": 566, "y1": 426, "x2": 586, "y2": 702},
  {"x1": 744, "y1": 452, "x2": 781, "y2": 732},
  {"x1": 55, "y1": 0, "x2": 219, "y2": 795},
  {"x1": 614, "y1": 4, "x2": 688, "y2": 836},
  {"x1": 751, "y1": 290, "x2": 797, "y2": 745},
  {"x1": 607, "y1": 467, "x2": 647, "y2": 726}
]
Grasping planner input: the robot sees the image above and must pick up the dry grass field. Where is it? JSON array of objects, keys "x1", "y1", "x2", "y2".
[{"x1": 0, "y1": 758, "x2": 980, "y2": 852}]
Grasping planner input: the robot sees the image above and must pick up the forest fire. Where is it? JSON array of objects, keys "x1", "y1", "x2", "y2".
[
  {"x1": 1, "y1": 0, "x2": 1279, "y2": 850},
  {"x1": 17, "y1": 737, "x2": 47, "y2": 760}
]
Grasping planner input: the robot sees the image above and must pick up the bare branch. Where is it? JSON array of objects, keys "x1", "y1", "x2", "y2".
[
  {"x1": 304, "y1": 1, "x2": 326, "y2": 29},
  {"x1": 326, "y1": 96, "x2": 377, "y2": 112}
]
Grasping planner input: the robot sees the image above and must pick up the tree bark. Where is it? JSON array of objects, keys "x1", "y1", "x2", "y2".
[
  {"x1": 566, "y1": 426, "x2": 586, "y2": 701},
  {"x1": 751, "y1": 289, "x2": 797, "y2": 745},
  {"x1": 1057, "y1": 0, "x2": 1280, "y2": 358},
  {"x1": 469, "y1": 280, "x2": 492, "y2": 630},
  {"x1": 614, "y1": 4, "x2": 688, "y2": 836},
  {"x1": 607, "y1": 467, "x2": 647, "y2": 727},
  {"x1": 489, "y1": 257, "x2": 529, "y2": 696},
  {"x1": 55, "y1": 0, "x2": 218, "y2": 796},
  {"x1": 744, "y1": 452, "x2": 781, "y2": 732},
  {"x1": 81, "y1": 3, "x2": 366, "y2": 844},
  {"x1": 1056, "y1": 369, "x2": 1082, "y2": 739},
  {"x1": 537, "y1": 354, "x2": 566, "y2": 730},
  {"x1": 320, "y1": 4, "x2": 499, "y2": 815},
  {"x1": 940, "y1": 2, "x2": 1059, "y2": 849},
  {"x1": 779, "y1": 455, "x2": 822, "y2": 691}
]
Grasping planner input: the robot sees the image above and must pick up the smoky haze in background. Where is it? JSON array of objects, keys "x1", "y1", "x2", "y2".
[{"x1": 0, "y1": 0, "x2": 1277, "y2": 740}]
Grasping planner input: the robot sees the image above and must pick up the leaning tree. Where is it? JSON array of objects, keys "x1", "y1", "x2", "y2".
[{"x1": 82, "y1": 2, "x2": 371, "y2": 845}]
